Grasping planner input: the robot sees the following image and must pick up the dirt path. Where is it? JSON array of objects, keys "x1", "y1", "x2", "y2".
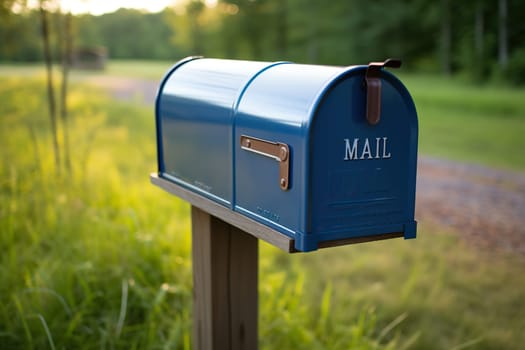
[
  {"x1": 84, "y1": 76, "x2": 159, "y2": 105},
  {"x1": 91, "y1": 76, "x2": 525, "y2": 257},
  {"x1": 417, "y1": 157, "x2": 525, "y2": 256}
]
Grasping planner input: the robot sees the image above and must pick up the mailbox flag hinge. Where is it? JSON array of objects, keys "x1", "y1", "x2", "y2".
[
  {"x1": 365, "y1": 58, "x2": 402, "y2": 125},
  {"x1": 240, "y1": 135, "x2": 290, "y2": 191}
]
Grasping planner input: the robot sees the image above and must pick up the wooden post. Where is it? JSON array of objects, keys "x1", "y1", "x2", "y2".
[
  {"x1": 151, "y1": 174, "x2": 294, "y2": 348},
  {"x1": 191, "y1": 206, "x2": 258, "y2": 350}
]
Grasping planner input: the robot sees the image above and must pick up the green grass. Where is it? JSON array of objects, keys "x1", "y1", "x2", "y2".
[
  {"x1": 104, "y1": 60, "x2": 174, "y2": 80},
  {"x1": 0, "y1": 78, "x2": 194, "y2": 349},
  {"x1": 0, "y1": 62, "x2": 49, "y2": 77},
  {"x1": 0, "y1": 60, "x2": 173, "y2": 81},
  {"x1": 274, "y1": 229, "x2": 525, "y2": 350},
  {"x1": 401, "y1": 73, "x2": 525, "y2": 171},
  {"x1": 1, "y1": 67, "x2": 524, "y2": 349}
]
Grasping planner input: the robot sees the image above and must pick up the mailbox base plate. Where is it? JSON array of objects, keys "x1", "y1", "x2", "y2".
[
  {"x1": 317, "y1": 232, "x2": 404, "y2": 250},
  {"x1": 151, "y1": 173, "x2": 414, "y2": 253}
]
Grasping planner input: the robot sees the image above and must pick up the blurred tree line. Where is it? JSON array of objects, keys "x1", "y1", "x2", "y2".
[{"x1": 1, "y1": 0, "x2": 525, "y2": 83}]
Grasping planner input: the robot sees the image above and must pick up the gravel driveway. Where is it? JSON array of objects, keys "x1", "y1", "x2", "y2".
[{"x1": 417, "y1": 157, "x2": 525, "y2": 256}]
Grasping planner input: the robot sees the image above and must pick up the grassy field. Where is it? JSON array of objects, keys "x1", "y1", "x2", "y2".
[
  {"x1": 1, "y1": 63, "x2": 524, "y2": 349},
  {"x1": 0, "y1": 60, "x2": 171, "y2": 80},
  {"x1": 402, "y1": 73, "x2": 525, "y2": 171}
]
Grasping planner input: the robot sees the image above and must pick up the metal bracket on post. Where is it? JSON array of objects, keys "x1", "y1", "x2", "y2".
[{"x1": 365, "y1": 58, "x2": 402, "y2": 125}]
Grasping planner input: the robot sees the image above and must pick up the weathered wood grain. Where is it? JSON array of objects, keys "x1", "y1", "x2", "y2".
[{"x1": 191, "y1": 206, "x2": 258, "y2": 350}]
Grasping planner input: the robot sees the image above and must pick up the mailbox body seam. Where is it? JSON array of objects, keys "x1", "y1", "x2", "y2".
[{"x1": 230, "y1": 61, "x2": 293, "y2": 208}]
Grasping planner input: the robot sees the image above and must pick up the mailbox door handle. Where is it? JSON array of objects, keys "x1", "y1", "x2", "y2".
[{"x1": 240, "y1": 135, "x2": 290, "y2": 191}]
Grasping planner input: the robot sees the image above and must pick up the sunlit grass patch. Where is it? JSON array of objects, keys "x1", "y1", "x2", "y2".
[
  {"x1": 0, "y1": 77, "x2": 192, "y2": 349},
  {"x1": 105, "y1": 60, "x2": 174, "y2": 80}
]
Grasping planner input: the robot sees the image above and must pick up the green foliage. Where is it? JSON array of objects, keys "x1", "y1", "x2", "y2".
[
  {"x1": 2, "y1": 0, "x2": 525, "y2": 84},
  {"x1": 0, "y1": 0, "x2": 23, "y2": 17},
  {"x1": 0, "y1": 9, "x2": 42, "y2": 61},
  {"x1": 283, "y1": 228, "x2": 525, "y2": 350},
  {"x1": 0, "y1": 78, "x2": 193, "y2": 349},
  {"x1": 75, "y1": 9, "x2": 180, "y2": 60},
  {"x1": 402, "y1": 73, "x2": 525, "y2": 171},
  {"x1": 504, "y1": 48, "x2": 525, "y2": 85}
]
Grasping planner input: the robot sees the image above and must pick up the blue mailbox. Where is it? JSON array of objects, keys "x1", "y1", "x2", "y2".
[{"x1": 154, "y1": 57, "x2": 418, "y2": 252}]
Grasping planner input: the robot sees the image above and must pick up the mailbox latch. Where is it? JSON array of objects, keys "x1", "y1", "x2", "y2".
[
  {"x1": 240, "y1": 135, "x2": 290, "y2": 191},
  {"x1": 365, "y1": 58, "x2": 402, "y2": 125}
]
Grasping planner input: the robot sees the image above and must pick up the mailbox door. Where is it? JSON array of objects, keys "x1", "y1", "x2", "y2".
[{"x1": 301, "y1": 68, "x2": 418, "y2": 250}]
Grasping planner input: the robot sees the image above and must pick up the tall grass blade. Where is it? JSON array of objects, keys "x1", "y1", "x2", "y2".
[
  {"x1": 115, "y1": 279, "x2": 129, "y2": 338},
  {"x1": 318, "y1": 282, "x2": 332, "y2": 332},
  {"x1": 23, "y1": 288, "x2": 72, "y2": 316},
  {"x1": 13, "y1": 295, "x2": 33, "y2": 348},
  {"x1": 450, "y1": 337, "x2": 485, "y2": 350},
  {"x1": 397, "y1": 331, "x2": 421, "y2": 350},
  {"x1": 378, "y1": 312, "x2": 408, "y2": 341},
  {"x1": 28, "y1": 313, "x2": 56, "y2": 350}
]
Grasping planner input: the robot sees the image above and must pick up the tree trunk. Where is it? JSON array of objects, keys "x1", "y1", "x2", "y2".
[
  {"x1": 275, "y1": 0, "x2": 287, "y2": 58},
  {"x1": 475, "y1": 0, "x2": 484, "y2": 59},
  {"x1": 60, "y1": 11, "x2": 72, "y2": 174},
  {"x1": 498, "y1": 0, "x2": 508, "y2": 69},
  {"x1": 40, "y1": 2, "x2": 60, "y2": 174},
  {"x1": 187, "y1": 1, "x2": 204, "y2": 55},
  {"x1": 472, "y1": 0, "x2": 485, "y2": 82},
  {"x1": 307, "y1": 0, "x2": 318, "y2": 63},
  {"x1": 440, "y1": 0, "x2": 452, "y2": 76}
]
